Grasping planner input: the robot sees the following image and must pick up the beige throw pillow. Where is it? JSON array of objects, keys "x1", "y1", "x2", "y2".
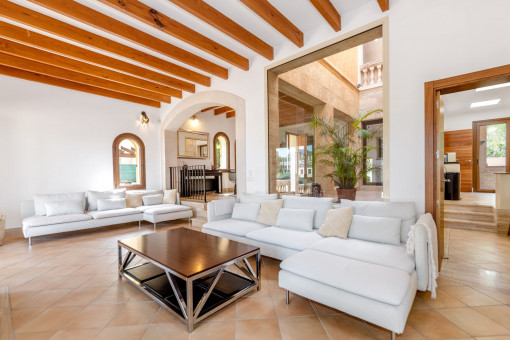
[
  {"x1": 317, "y1": 207, "x2": 354, "y2": 238},
  {"x1": 257, "y1": 199, "x2": 283, "y2": 225},
  {"x1": 163, "y1": 189, "x2": 177, "y2": 204},
  {"x1": 126, "y1": 193, "x2": 143, "y2": 208}
]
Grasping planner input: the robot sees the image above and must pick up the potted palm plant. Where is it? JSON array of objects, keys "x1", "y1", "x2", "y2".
[{"x1": 310, "y1": 109, "x2": 382, "y2": 201}]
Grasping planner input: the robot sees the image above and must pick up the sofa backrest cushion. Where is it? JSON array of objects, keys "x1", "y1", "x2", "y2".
[
  {"x1": 339, "y1": 200, "x2": 416, "y2": 243},
  {"x1": 45, "y1": 200, "x2": 84, "y2": 217},
  {"x1": 34, "y1": 192, "x2": 86, "y2": 216},
  {"x1": 276, "y1": 208, "x2": 315, "y2": 232},
  {"x1": 97, "y1": 198, "x2": 127, "y2": 211},
  {"x1": 348, "y1": 215, "x2": 402, "y2": 245},
  {"x1": 87, "y1": 189, "x2": 126, "y2": 211},
  {"x1": 282, "y1": 196, "x2": 333, "y2": 229},
  {"x1": 232, "y1": 203, "x2": 261, "y2": 222},
  {"x1": 142, "y1": 194, "x2": 164, "y2": 206},
  {"x1": 238, "y1": 193, "x2": 278, "y2": 203}
]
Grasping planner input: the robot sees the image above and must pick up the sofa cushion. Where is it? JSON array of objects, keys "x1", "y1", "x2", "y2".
[
  {"x1": 276, "y1": 208, "x2": 315, "y2": 232},
  {"x1": 87, "y1": 189, "x2": 126, "y2": 211},
  {"x1": 23, "y1": 213, "x2": 92, "y2": 228},
  {"x1": 97, "y1": 198, "x2": 127, "y2": 211},
  {"x1": 339, "y1": 200, "x2": 416, "y2": 243},
  {"x1": 203, "y1": 219, "x2": 267, "y2": 237},
  {"x1": 142, "y1": 204, "x2": 190, "y2": 215},
  {"x1": 246, "y1": 227, "x2": 322, "y2": 251},
  {"x1": 257, "y1": 199, "x2": 283, "y2": 226},
  {"x1": 231, "y1": 203, "x2": 260, "y2": 222},
  {"x1": 280, "y1": 249, "x2": 411, "y2": 305},
  {"x1": 142, "y1": 194, "x2": 164, "y2": 206},
  {"x1": 45, "y1": 200, "x2": 84, "y2": 217},
  {"x1": 87, "y1": 208, "x2": 140, "y2": 219},
  {"x1": 126, "y1": 193, "x2": 144, "y2": 208},
  {"x1": 348, "y1": 215, "x2": 402, "y2": 246},
  {"x1": 34, "y1": 192, "x2": 86, "y2": 216},
  {"x1": 163, "y1": 189, "x2": 177, "y2": 204},
  {"x1": 309, "y1": 237, "x2": 415, "y2": 273},
  {"x1": 317, "y1": 207, "x2": 354, "y2": 238},
  {"x1": 282, "y1": 196, "x2": 333, "y2": 229},
  {"x1": 238, "y1": 193, "x2": 278, "y2": 203}
]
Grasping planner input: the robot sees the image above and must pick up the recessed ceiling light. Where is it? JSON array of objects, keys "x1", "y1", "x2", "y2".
[
  {"x1": 470, "y1": 99, "x2": 501, "y2": 108},
  {"x1": 476, "y1": 82, "x2": 510, "y2": 92}
]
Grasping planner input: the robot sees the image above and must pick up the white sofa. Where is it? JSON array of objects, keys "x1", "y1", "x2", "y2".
[
  {"x1": 21, "y1": 189, "x2": 193, "y2": 246},
  {"x1": 202, "y1": 194, "x2": 431, "y2": 337}
]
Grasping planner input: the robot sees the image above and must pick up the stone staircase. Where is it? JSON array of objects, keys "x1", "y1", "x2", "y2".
[
  {"x1": 181, "y1": 200, "x2": 208, "y2": 230},
  {"x1": 444, "y1": 202, "x2": 498, "y2": 232}
]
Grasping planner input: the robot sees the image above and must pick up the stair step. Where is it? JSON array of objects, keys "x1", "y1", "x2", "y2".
[
  {"x1": 444, "y1": 210, "x2": 495, "y2": 223},
  {"x1": 444, "y1": 218, "x2": 498, "y2": 232},
  {"x1": 444, "y1": 203, "x2": 494, "y2": 213},
  {"x1": 191, "y1": 216, "x2": 207, "y2": 229}
]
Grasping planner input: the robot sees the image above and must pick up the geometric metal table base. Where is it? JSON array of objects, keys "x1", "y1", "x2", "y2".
[{"x1": 118, "y1": 244, "x2": 261, "y2": 332}]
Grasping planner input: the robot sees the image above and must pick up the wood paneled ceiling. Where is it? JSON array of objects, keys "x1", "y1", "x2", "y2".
[{"x1": 0, "y1": 0, "x2": 389, "y2": 107}]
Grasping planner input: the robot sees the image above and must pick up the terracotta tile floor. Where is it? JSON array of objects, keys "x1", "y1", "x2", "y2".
[{"x1": 1, "y1": 222, "x2": 510, "y2": 339}]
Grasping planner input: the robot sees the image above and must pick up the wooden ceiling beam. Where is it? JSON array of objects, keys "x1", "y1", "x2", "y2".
[
  {"x1": 0, "y1": 65, "x2": 160, "y2": 107},
  {"x1": 214, "y1": 106, "x2": 234, "y2": 115},
  {"x1": 201, "y1": 106, "x2": 220, "y2": 112},
  {"x1": 96, "y1": 0, "x2": 249, "y2": 71},
  {"x1": 0, "y1": 1, "x2": 210, "y2": 86},
  {"x1": 309, "y1": 0, "x2": 341, "y2": 32},
  {"x1": 0, "y1": 52, "x2": 171, "y2": 103},
  {"x1": 0, "y1": 38, "x2": 181, "y2": 98},
  {"x1": 377, "y1": 0, "x2": 390, "y2": 12},
  {"x1": 0, "y1": 21, "x2": 193, "y2": 93},
  {"x1": 240, "y1": 0, "x2": 303, "y2": 47},
  {"x1": 28, "y1": 0, "x2": 227, "y2": 80},
  {"x1": 226, "y1": 111, "x2": 236, "y2": 118},
  {"x1": 166, "y1": 0, "x2": 274, "y2": 60}
]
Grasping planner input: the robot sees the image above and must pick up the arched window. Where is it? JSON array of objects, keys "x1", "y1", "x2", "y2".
[
  {"x1": 213, "y1": 132, "x2": 230, "y2": 170},
  {"x1": 113, "y1": 133, "x2": 146, "y2": 189}
]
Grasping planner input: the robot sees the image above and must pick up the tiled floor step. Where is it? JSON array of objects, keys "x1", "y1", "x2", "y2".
[
  {"x1": 444, "y1": 210, "x2": 495, "y2": 223},
  {"x1": 444, "y1": 218, "x2": 498, "y2": 232},
  {"x1": 191, "y1": 216, "x2": 207, "y2": 228},
  {"x1": 444, "y1": 203, "x2": 494, "y2": 213}
]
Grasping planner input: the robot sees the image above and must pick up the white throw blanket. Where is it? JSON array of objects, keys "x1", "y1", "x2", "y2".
[
  {"x1": 213, "y1": 198, "x2": 235, "y2": 216},
  {"x1": 406, "y1": 213, "x2": 439, "y2": 298}
]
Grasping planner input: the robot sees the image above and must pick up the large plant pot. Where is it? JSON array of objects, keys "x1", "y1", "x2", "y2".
[{"x1": 336, "y1": 188, "x2": 357, "y2": 202}]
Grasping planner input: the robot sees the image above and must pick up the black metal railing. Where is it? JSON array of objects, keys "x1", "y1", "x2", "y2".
[{"x1": 169, "y1": 165, "x2": 207, "y2": 202}]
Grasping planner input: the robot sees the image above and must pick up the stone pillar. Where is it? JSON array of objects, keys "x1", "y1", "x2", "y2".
[
  {"x1": 313, "y1": 104, "x2": 337, "y2": 199},
  {"x1": 268, "y1": 71, "x2": 280, "y2": 194}
]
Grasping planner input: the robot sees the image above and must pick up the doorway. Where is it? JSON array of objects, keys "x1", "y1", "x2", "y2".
[{"x1": 425, "y1": 64, "x2": 510, "y2": 267}]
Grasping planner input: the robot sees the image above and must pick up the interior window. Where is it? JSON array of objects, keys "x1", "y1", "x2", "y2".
[
  {"x1": 113, "y1": 133, "x2": 146, "y2": 189},
  {"x1": 214, "y1": 132, "x2": 230, "y2": 170}
]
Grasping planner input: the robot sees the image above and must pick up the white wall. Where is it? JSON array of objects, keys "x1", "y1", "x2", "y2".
[
  {"x1": 445, "y1": 107, "x2": 510, "y2": 131},
  {"x1": 0, "y1": 76, "x2": 162, "y2": 228},
  {"x1": 165, "y1": 110, "x2": 236, "y2": 189},
  {"x1": 159, "y1": 0, "x2": 510, "y2": 212}
]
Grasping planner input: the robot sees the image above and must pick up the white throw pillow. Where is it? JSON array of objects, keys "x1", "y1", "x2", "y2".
[
  {"x1": 231, "y1": 203, "x2": 261, "y2": 222},
  {"x1": 163, "y1": 189, "x2": 177, "y2": 204},
  {"x1": 256, "y1": 199, "x2": 283, "y2": 225},
  {"x1": 34, "y1": 192, "x2": 86, "y2": 216},
  {"x1": 142, "y1": 194, "x2": 164, "y2": 206},
  {"x1": 45, "y1": 200, "x2": 84, "y2": 217},
  {"x1": 276, "y1": 208, "x2": 315, "y2": 232},
  {"x1": 87, "y1": 189, "x2": 126, "y2": 211},
  {"x1": 97, "y1": 198, "x2": 127, "y2": 211},
  {"x1": 317, "y1": 207, "x2": 354, "y2": 238},
  {"x1": 348, "y1": 215, "x2": 402, "y2": 245}
]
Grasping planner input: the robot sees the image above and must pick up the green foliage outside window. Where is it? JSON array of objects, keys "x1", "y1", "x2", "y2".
[{"x1": 486, "y1": 124, "x2": 506, "y2": 158}]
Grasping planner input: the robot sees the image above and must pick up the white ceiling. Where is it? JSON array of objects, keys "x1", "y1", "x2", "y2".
[{"x1": 443, "y1": 85, "x2": 510, "y2": 116}]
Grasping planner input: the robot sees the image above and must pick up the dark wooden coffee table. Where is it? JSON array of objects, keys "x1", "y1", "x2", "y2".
[{"x1": 117, "y1": 228, "x2": 260, "y2": 332}]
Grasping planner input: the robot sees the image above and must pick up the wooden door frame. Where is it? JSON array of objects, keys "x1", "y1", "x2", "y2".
[
  {"x1": 472, "y1": 117, "x2": 510, "y2": 192},
  {"x1": 425, "y1": 64, "x2": 510, "y2": 267}
]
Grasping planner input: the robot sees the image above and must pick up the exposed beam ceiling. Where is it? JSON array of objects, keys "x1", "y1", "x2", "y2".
[
  {"x1": 0, "y1": 1, "x2": 211, "y2": 86},
  {"x1": 214, "y1": 106, "x2": 234, "y2": 115},
  {"x1": 166, "y1": 0, "x2": 274, "y2": 60},
  {"x1": 0, "y1": 65, "x2": 160, "y2": 107},
  {"x1": 309, "y1": 0, "x2": 341, "y2": 32},
  {"x1": 96, "y1": 0, "x2": 249, "y2": 71},
  {"x1": 201, "y1": 106, "x2": 220, "y2": 112},
  {"x1": 27, "y1": 0, "x2": 227, "y2": 79},
  {"x1": 377, "y1": 0, "x2": 390, "y2": 12},
  {"x1": 0, "y1": 21, "x2": 192, "y2": 93},
  {"x1": 239, "y1": 0, "x2": 303, "y2": 47},
  {"x1": 0, "y1": 38, "x2": 179, "y2": 98},
  {"x1": 226, "y1": 111, "x2": 236, "y2": 118},
  {"x1": 0, "y1": 52, "x2": 171, "y2": 103}
]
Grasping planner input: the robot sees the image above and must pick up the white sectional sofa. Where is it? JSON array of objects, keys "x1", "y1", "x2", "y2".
[
  {"x1": 202, "y1": 194, "x2": 433, "y2": 337},
  {"x1": 21, "y1": 189, "x2": 192, "y2": 246}
]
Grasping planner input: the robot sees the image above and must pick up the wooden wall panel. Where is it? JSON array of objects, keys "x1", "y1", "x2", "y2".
[{"x1": 444, "y1": 129, "x2": 472, "y2": 192}]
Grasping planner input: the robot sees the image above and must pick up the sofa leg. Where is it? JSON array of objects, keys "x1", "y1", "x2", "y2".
[
  {"x1": 138, "y1": 220, "x2": 141, "y2": 230},
  {"x1": 188, "y1": 217, "x2": 191, "y2": 228},
  {"x1": 153, "y1": 223, "x2": 156, "y2": 231},
  {"x1": 391, "y1": 332, "x2": 396, "y2": 340},
  {"x1": 286, "y1": 290, "x2": 289, "y2": 304},
  {"x1": 28, "y1": 237, "x2": 31, "y2": 247}
]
